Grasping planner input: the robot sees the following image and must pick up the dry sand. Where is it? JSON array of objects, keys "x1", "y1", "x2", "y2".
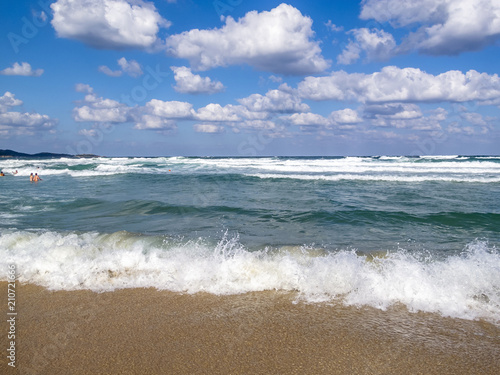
[{"x1": 1, "y1": 282, "x2": 499, "y2": 374}]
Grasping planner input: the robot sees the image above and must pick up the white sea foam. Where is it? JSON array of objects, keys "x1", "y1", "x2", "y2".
[
  {"x1": 247, "y1": 173, "x2": 500, "y2": 183},
  {"x1": 1, "y1": 156, "x2": 499, "y2": 180},
  {"x1": 0, "y1": 230, "x2": 498, "y2": 324}
]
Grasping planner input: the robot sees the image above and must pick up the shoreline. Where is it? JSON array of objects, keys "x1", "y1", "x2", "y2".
[{"x1": 1, "y1": 283, "x2": 499, "y2": 374}]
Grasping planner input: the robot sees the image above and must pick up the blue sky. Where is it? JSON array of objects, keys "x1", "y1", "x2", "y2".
[{"x1": 1, "y1": 0, "x2": 499, "y2": 156}]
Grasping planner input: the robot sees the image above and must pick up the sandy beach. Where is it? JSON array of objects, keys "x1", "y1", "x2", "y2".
[{"x1": 1, "y1": 282, "x2": 499, "y2": 375}]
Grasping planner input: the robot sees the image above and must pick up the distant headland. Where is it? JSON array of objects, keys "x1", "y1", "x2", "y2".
[{"x1": 0, "y1": 149, "x2": 99, "y2": 159}]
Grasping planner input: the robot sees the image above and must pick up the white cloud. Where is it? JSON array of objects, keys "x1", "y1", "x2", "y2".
[
  {"x1": 0, "y1": 62, "x2": 43, "y2": 76},
  {"x1": 195, "y1": 103, "x2": 240, "y2": 122},
  {"x1": 336, "y1": 43, "x2": 362, "y2": 67},
  {"x1": 337, "y1": 28, "x2": 396, "y2": 65},
  {"x1": 118, "y1": 57, "x2": 143, "y2": 77},
  {"x1": 239, "y1": 120, "x2": 280, "y2": 131},
  {"x1": 171, "y1": 66, "x2": 224, "y2": 94},
  {"x1": 286, "y1": 112, "x2": 330, "y2": 126},
  {"x1": 98, "y1": 65, "x2": 122, "y2": 77},
  {"x1": 134, "y1": 114, "x2": 177, "y2": 130},
  {"x1": 0, "y1": 92, "x2": 23, "y2": 112},
  {"x1": 165, "y1": 3, "x2": 329, "y2": 75},
  {"x1": 74, "y1": 106, "x2": 129, "y2": 122},
  {"x1": 298, "y1": 66, "x2": 500, "y2": 103},
  {"x1": 99, "y1": 58, "x2": 143, "y2": 77},
  {"x1": 269, "y1": 75, "x2": 283, "y2": 83},
  {"x1": 145, "y1": 99, "x2": 194, "y2": 118},
  {"x1": 238, "y1": 86, "x2": 309, "y2": 113},
  {"x1": 231, "y1": 105, "x2": 270, "y2": 120},
  {"x1": 360, "y1": 0, "x2": 500, "y2": 55},
  {"x1": 329, "y1": 108, "x2": 363, "y2": 124},
  {"x1": 193, "y1": 124, "x2": 225, "y2": 133},
  {"x1": 75, "y1": 83, "x2": 94, "y2": 93},
  {"x1": 363, "y1": 103, "x2": 423, "y2": 120},
  {"x1": 51, "y1": 0, "x2": 169, "y2": 49},
  {"x1": 369, "y1": 106, "x2": 445, "y2": 131},
  {"x1": 286, "y1": 109, "x2": 362, "y2": 128},
  {"x1": 459, "y1": 111, "x2": 494, "y2": 127},
  {"x1": 74, "y1": 85, "x2": 130, "y2": 122},
  {"x1": 0, "y1": 92, "x2": 57, "y2": 136},
  {"x1": 0, "y1": 112, "x2": 51, "y2": 127},
  {"x1": 325, "y1": 20, "x2": 343, "y2": 32}
]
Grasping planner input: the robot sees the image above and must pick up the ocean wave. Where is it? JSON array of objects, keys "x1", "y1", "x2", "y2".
[
  {"x1": 247, "y1": 173, "x2": 500, "y2": 183},
  {"x1": 1, "y1": 156, "x2": 499, "y2": 179},
  {"x1": 1, "y1": 230, "x2": 498, "y2": 324}
]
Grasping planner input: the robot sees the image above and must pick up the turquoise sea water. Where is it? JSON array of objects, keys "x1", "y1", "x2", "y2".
[{"x1": 1, "y1": 156, "x2": 499, "y2": 323}]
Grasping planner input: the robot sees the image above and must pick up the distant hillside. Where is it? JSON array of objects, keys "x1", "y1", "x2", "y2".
[{"x1": 0, "y1": 149, "x2": 99, "y2": 159}]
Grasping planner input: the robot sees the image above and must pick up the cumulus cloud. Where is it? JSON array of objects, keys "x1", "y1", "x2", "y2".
[
  {"x1": 238, "y1": 86, "x2": 309, "y2": 113},
  {"x1": 165, "y1": 3, "x2": 329, "y2": 75},
  {"x1": 337, "y1": 28, "x2": 396, "y2": 65},
  {"x1": 51, "y1": 0, "x2": 169, "y2": 49},
  {"x1": 329, "y1": 108, "x2": 363, "y2": 124},
  {"x1": 145, "y1": 99, "x2": 194, "y2": 119},
  {"x1": 286, "y1": 108, "x2": 362, "y2": 128},
  {"x1": 195, "y1": 103, "x2": 240, "y2": 122},
  {"x1": 298, "y1": 66, "x2": 500, "y2": 103},
  {"x1": 360, "y1": 0, "x2": 500, "y2": 55},
  {"x1": 134, "y1": 115, "x2": 177, "y2": 130},
  {"x1": 0, "y1": 92, "x2": 23, "y2": 112},
  {"x1": 171, "y1": 66, "x2": 224, "y2": 94},
  {"x1": 0, "y1": 62, "x2": 43, "y2": 76},
  {"x1": 71, "y1": 85, "x2": 292, "y2": 135},
  {"x1": 73, "y1": 84, "x2": 130, "y2": 122},
  {"x1": 286, "y1": 112, "x2": 330, "y2": 127},
  {"x1": 0, "y1": 92, "x2": 57, "y2": 136},
  {"x1": 367, "y1": 106, "x2": 446, "y2": 131}
]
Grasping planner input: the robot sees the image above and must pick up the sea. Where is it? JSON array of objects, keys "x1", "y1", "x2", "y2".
[{"x1": 1, "y1": 155, "x2": 499, "y2": 325}]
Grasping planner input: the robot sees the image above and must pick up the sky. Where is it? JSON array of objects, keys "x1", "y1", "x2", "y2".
[{"x1": 1, "y1": 0, "x2": 500, "y2": 157}]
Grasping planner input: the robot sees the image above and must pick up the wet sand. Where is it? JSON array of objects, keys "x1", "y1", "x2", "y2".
[{"x1": 1, "y1": 282, "x2": 499, "y2": 375}]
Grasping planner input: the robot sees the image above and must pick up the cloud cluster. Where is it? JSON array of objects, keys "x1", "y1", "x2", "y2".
[
  {"x1": 73, "y1": 60, "x2": 499, "y2": 141},
  {"x1": 73, "y1": 84, "x2": 130, "y2": 122},
  {"x1": 72, "y1": 84, "x2": 309, "y2": 136},
  {"x1": 0, "y1": 62, "x2": 43, "y2": 77},
  {"x1": 360, "y1": 0, "x2": 500, "y2": 55},
  {"x1": 165, "y1": 4, "x2": 329, "y2": 75},
  {"x1": 51, "y1": 0, "x2": 169, "y2": 49},
  {"x1": 0, "y1": 92, "x2": 57, "y2": 136},
  {"x1": 298, "y1": 66, "x2": 500, "y2": 103},
  {"x1": 171, "y1": 66, "x2": 224, "y2": 95},
  {"x1": 286, "y1": 108, "x2": 362, "y2": 128}
]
